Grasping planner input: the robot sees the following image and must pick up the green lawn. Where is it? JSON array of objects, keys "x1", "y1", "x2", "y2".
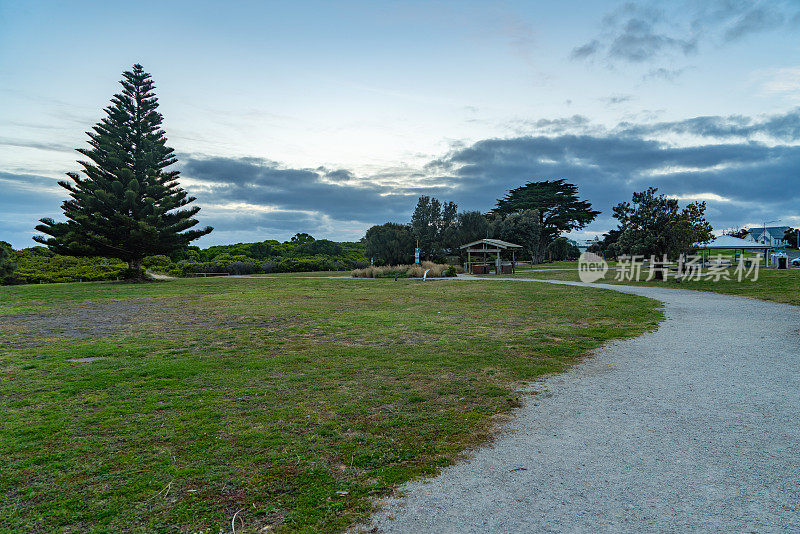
[
  {"x1": 514, "y1": 260, "x2": 580, "y2": 270},
  {"x1": 241, "y1": 271, "x2": 351, "y2": 278},
  {"x1": 0, "y1": 277, "x2": 661, "y2": 532},
  {"x1": 514, "y1": 260, "x2": 618, "y2": 271},
  {"x1": 504, "y1": 266, "x2": 800, "y2": 306}
]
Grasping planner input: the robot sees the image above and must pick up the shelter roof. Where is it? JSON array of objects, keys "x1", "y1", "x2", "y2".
[{"x1": 459, "y1": 238, "x2": 523, "y2": 249}]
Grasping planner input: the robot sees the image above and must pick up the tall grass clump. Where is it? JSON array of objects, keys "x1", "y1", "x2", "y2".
[{"x1": 351, "y1": 261, "x2": 463, "y2": 278}]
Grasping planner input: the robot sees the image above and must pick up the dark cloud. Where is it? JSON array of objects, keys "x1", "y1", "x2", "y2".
[
  {"x1": 178, "y1": 156, "x2": 433, "y2": 228},
  {"x1": 615, "y1": 108, "x2": 800, "y2": 141},
  {"x1": 574, "y1": 1, "x2": 798, "y2": 66},
  {"x1": 0, "y1": 137, "x2": 76, "y2": 153},
  {"x1": 4, "y1": 109, "x2": 800, "y2": 248},
  {"x1": 573, "y1": 3, "x2": 697, "y2": 64},
  {"x1": 0, "y1": 171, "x2": 64, "y2": 195},
  {"x1": 643, "y1": 67, "x2": 687, "y2": 81},
  {"x1": 723, "y1": 6, "x2": 785, "y2": 41},
  {"x1": 0, "y1": 172, "x2": 65, "y2": 248},
  {"x1": 607, "y1": 15, "x2": 697, "y2": 62},
  {"x1": 570, "y1": 39, "x2": 601, "y2": 60},
  {"x1": 431, "y1": 133, "x2": 800, "y2": 238},
  {"x1": 508, "y1": 115, "x2": 594, "y2": 135},
  {"x1": 323, "y1": 169, "x2": 357, "y2": 182},
  {"x1": 602, "y1": 94, "x2": 635, "y2": 106}
]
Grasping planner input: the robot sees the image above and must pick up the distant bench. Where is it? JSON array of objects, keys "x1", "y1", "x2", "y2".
[{"x1": 188, "y1": 272, "x2": 231, "y2": 277}]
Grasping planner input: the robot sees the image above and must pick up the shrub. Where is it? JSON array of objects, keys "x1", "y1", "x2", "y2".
[
  {"x1": 227, "y1": 261, "x2": 259, "y2": 275},
  {"x1": 351, "y1": 261, "x2": 463, "y2": 278},
  {"x1": 119, "y1": 267, "x2": 146, "y2": 280},
  {"x1": 276, "y1": 255, "x2": 353, "y2": 272},
  {"x1": 8, "y1": 238, "x2": 371, "y2": 284},
  {"x1": 0, "y1": 241, "x2": 16, "y2": 284},
  {"x1": 296, "y1": 239, "x2": 343, "y2": 256},
  {"x1": 10, "y1": 249, "x2": 128, "y2": 284},
  {"x1": 142, "y1": 255, "x2": 173, "y2": 272}
]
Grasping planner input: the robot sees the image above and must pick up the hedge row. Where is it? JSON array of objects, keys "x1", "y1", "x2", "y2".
[
  {"x1": 161, "y1": 255, "x2": 368, "y2": 276},
  {"x1": 9, "y1": 250, "x2": 128, "y2": 284},
  {"x1": 3, "y1": 247, "x2": 370, "y2": 285}
]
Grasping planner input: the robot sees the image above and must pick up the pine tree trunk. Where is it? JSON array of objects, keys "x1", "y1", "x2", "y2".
[{"x1": 127, "y1": 258, "x2": 145, "y2": 281}]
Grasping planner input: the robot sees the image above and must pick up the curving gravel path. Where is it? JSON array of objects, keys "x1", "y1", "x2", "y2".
[{"x1": 365, "y1": 280, "x2": 800, "y2": 532}]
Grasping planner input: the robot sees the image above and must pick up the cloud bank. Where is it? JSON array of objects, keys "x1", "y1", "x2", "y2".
[
  {"x1": 572, "y1": 1, "x2": 800, "y2": 67},
  {"x1": 3, "y1": 108, "x2": 799, "y2": 248}
]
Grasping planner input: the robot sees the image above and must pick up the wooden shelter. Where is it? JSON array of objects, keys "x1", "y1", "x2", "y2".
[{"x1": 460, "y1": 239, "x2": 523, "y2": 274}]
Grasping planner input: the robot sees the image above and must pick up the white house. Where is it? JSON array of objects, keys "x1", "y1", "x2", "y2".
[{"x1": 744, "y1": 226, "x2": 790, "y2": 247}]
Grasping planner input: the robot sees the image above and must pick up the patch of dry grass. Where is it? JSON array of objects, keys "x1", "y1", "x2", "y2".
[{"x1": 351, "y1": 261, "x2": 463, "y2": 278}]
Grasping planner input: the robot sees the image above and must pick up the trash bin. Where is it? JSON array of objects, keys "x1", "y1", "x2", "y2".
[{"x1": 778, "y1": 256, "x2": 788, "y2": 269}]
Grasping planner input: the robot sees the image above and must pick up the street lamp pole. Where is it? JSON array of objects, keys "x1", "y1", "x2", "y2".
[{"x1": 763, "y1": 219, "x2": 779, "y2": 266}]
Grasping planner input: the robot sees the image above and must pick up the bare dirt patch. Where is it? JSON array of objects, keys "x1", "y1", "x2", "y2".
[{"x1": 0, "y1": 297, "x2": 303, "y2": 347}]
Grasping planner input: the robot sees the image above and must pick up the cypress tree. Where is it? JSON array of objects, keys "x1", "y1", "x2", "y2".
[{"x1": 35, "y1": 64, "x2": 212, "y2": 277}]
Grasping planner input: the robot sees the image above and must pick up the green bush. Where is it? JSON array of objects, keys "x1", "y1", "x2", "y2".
[
  {"x1": 142, "y1": 255, "x2": 173, "y2": 271},
  {"x1": 10, "y1": 248, "x2": 127, "y2": 284},
  {"x1": 278, "y1": 256, "x2": 339, "y2": 272},
  {"x1": 4, "y1": 236, "x2": 370, "y2": 284},
  {"x1": 0, "y1": 241, "x2": 16, "y2": 284}
]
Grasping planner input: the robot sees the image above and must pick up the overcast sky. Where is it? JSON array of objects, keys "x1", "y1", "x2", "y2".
[{"x1": 2, "y1": 0, "x2": 799, "y2": 248}]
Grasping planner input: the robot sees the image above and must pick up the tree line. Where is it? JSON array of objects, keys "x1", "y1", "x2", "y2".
[
  {"x1": 19, "y1": 63, "x2": 728, "y2": 282},
  {"x1": 364, "y1": 179, "x2": 596, "y2": 265}
]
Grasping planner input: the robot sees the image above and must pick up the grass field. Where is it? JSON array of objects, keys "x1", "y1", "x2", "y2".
[
  {"x1": 0, "y1": 277, "x2": 661, "y2": 533},
  {"x1": 245, "y1": 271, "x2": 351, "y2": 278},
  {"x1": 500, "y1": 266, "x2": 800, "y2": 306}
]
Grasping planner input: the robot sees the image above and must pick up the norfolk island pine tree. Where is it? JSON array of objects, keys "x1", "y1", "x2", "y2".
[{"x1": 35, "y1": 64, "x2": 212, "y2": 278}]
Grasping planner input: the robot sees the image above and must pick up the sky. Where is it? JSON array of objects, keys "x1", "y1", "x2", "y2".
[{"x1": 1, "y1": 0, "x2": 800, "y2": 249}]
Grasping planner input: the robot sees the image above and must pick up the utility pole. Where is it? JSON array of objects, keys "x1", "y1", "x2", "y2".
[{"x1": 763, "y1": 219, "x2": 779, "y2": 266}]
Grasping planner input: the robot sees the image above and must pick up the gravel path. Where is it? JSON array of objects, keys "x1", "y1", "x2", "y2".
[{"x1": 365, "y1": 280, "x2": 800, "y2": 532}]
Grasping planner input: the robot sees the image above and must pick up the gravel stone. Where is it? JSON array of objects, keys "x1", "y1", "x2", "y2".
[{"x1": 365, "y1": 280, "x2": 800, "y2": 533}]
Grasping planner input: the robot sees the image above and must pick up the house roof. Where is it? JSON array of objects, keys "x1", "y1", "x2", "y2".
[
  {"x1": 459, "y1": 238, "x2": 523, "y2": 249},
  {"x1": 746, "y1": 226, "x2": 789, "y2": 239},
  {"x1": 696, "y1": 235, "x2": 773, "y2": 249}
]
